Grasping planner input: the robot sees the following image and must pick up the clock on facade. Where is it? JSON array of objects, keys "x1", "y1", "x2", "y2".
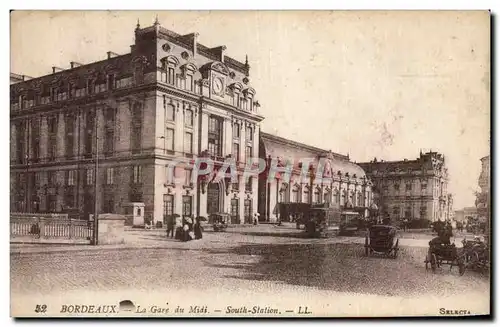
[{"x1": 212, "y1": 77, "x2": 224, "y2": 95}]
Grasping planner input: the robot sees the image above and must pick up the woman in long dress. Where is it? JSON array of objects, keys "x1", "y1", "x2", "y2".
[{"x1": 194, "y1": 218, "x2": 203, "y2": 240}]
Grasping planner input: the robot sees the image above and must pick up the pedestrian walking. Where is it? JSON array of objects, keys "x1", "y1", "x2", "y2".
[
  {"x1": 166, "y1": 215, "x2": 174, "y2": 238},
  {"x1": 253, "y1": 213, "x2": 260, "y2": 225}
]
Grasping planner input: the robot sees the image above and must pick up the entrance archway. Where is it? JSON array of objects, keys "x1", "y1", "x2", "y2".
[{"x1": 207, "y1": 180, "x2": 225, "y2": 214}]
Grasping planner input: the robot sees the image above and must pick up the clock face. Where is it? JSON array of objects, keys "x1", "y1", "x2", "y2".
[{"x1": 213, "y1": 77, "x2": 223, "y2": 94}]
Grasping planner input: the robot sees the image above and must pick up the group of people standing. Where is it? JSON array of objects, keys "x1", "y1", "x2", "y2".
[{"x1": 165, "y1": 215, "x2": 203, "y2": 242}]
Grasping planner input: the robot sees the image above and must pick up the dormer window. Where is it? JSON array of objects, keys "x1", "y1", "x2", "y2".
[
  {"x1": 186, "y1": 74, "x2": 193, "y2": 92},
  {"x1": 181, "y1": 63, "x2": 197, "y2": 92},
  {"x1": 161, "y1": 56, "x2": 180, "y2": 86},
  {"x1": 50, "y1": 87, "x2": 58, "y2": 102}
]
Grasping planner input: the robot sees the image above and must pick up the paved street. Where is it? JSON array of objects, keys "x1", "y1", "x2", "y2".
[{"x1": 11, "y1": 225, "x2": 490, "y2": 317}]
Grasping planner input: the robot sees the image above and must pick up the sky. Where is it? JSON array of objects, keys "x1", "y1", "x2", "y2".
[{"x1": 10, "y1": 10, "x2": 490, "y2": 209}]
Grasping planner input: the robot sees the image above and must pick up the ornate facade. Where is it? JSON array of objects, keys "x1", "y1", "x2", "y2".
[
  {"x1": 258, "y1": 133, "x2": 373, "y2": 222},
  {"x1": 358, "y1": 151, "x2": 453, "y2": 222},
  {"x1": 476, "y1": 155, "x2": 490, "y2": 225},
  {"x1": 10, "y1": 20, "x2": 263, "y2": 223}
]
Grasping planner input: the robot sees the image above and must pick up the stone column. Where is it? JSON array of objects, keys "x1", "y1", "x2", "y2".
[
  {"x1": 253, "y1": 123, "x2": 259, "y2": 159},
  {"x1": 117, "y1": 99, "x2": 131, "y2": 156},
  {"x1": 240, "y1": 122, "x2": 246, "y2": 162},
  {"x1": 57, "y1": 112, "x2": 66, "y2": 159},
  {"x1": 39, "y1": 116, "x2": 48, "y2": 161},
  {"x1": 238, "y1": 176, "x2": 245, "y2": 223},
  {"x1": 10, "y1": 122, "x2": 17, "y2": 163},
  {"x1": 175, "y1": 102, "x2": 184, "y2": 153},
  {"x1": 192, "y1": 105, "x2": 200, "y2": 155},
  {"x1": 200, "y1": 111, "x2": 209, "y2": 152},
  {"x1": 97, "y1": 107, "x2": 105, "y2": 156},
  {"x1": 224, "y1": 117, "x2": 232, "y2": 158}
]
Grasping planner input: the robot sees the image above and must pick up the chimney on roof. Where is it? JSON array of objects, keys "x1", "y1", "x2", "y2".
[
  {"x1": 70, "y1": 61, "x2": 83, "y2": 69},
  {"x1": 193, "y1": 33, "x2": 199, "y2": 57},
  {"x1": 52, "y1": 66, "x2": 64, "y2": 74},
  {"x1": 212, "y1": 46, "x2": 226, "y2": 62},
  {"x1": 180, "y1": 33, "x2": 199, "y2": 57},
  {"x1": 107, "y1": 51, "x2": 119, "y2": 59}
]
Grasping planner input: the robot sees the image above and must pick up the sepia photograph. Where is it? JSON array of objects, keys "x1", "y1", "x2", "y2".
[{"x1": 9, "y1": 10, "x2": 491, "y2": 318}]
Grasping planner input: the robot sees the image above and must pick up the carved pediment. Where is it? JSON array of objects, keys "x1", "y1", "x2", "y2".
[
  {"x1": 160, "y1": 55, "x2": 180, "y2": 67},
  {"x1": 211, "y1": 62, "x2": 230, "y2": 75}
]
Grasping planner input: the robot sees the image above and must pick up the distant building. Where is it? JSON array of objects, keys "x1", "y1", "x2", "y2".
[
  {"x1": 358, "y1": 151, "x2": 453, "y2": 222},
  {"x1": 454, "y1": 207, "x2": 478, "y2": 223},
  {"x1": 476, "y1": 155, "x2": 490, "y2": 226},
  {"x1": 258, "y1": 132, "x2": 374, "y2": 222}
]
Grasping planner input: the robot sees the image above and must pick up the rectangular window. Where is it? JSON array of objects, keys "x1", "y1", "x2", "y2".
[
  {"x1": 85, "y1": 169, "x2": 94, "y2": 185},
  {"x1": 48, "y1": 171, "x2": 57, "y2": 186},
  {"x1": 232, "y1": 177, "x2": 240, "y2": 191},
  {"x1": 233, "y1": 123, "x2": 240, "y2": 138},
  {"x1": 184, "y1": 110, "x2": 193, "y2": 127},
  {"x1": 66, "y1": 170, "x2": 76, "y2": 186},
  {"x1": 246, "y1": 126, "x2": 253, "y2": 142},
  {"x1": 182, "y1": 195, "x2": 192, "y2": 217},
  {"x1": 230, "y1": 198, "x2": 239, "y2": 218},
  {"x1": 106, "y1": 168, "x2": 114, "y2": 185},
  {"x1": 132, "y1": 165, "x2": 142, "y2": 184},
  {"x1": 406, "y1": 183, "x2": 412, "y2": 191},
  {"x1": 186, "y1": 75, "x2": 193, "y2": 92},
  {"x1": 48, "y1": 195, "x2": 57, "y2": 212},
  {"x1": 65, "y1": 115, "x2": 75, "y2": 158},
  {"x1": 165, "y1": 165, "x2": 177, "y2": 185},
  {"x1": 245, "y1": 177, "x2": 253, "y2": 192},
  {"x1": 51, "y1": 87, "x2": 58, "y2": 102},
  {"x1": 245, "y1": 146, "x2": 252, "y2": 160},
  {"x1": 184, "y1": 169, "x2": 192, "y2": 186},
  {"x1": 167, "y1": 68, "x2": 175, "y2": 85},
  {"x1": 166, "y1": 128, "x2": 175, "y2": 151},
  {"x1": 107, "y1": 74, "x2": 115, "y2": 90},
  {"x1": 184, "y1": 132, "x2": 193, "y2": 154},
  {"x1": 166, "y1": 104, "x2": 175, "y2": 122},
  {"x1": 208, "y1": 116, "x2": 223, "y2": 157},
  {"x1": 104, "y1": 130, "x2": 114, "y2": 155},
  {"x1": 232, "y1": 143, "x2": 240, "y2": 161},
  {"x1": 163, "y1": 194, "x2": 174, "y2": 216}
]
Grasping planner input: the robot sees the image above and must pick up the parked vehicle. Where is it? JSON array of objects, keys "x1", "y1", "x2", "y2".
[
  {"x1": 462, "y1": 236, "x2": 489, "y2": 273},
  {"x1": 339, "y1": 211, "x2": 361, "y2": 235},
  {"x1": 364, "y1": 225, "x2": 399, "y2": 258},
  {"x1": 425, "y1": 241, "x2": 466, "y2": 275},
  {"x1": 211, "y1": 213, "x2": 230, "y2": 232},
  {"x1": 304, "y1": 203, "x2": 342, "y2": 238}
]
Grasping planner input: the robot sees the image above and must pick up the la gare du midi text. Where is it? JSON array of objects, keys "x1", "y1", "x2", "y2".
[{"x1": 134, "y1": 305, "x2": 312, "y2": 315}]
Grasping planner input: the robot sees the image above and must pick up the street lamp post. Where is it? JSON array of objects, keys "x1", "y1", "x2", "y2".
[
  {"x1": 25, "y1": 153, "x2": 29, "y2": 212},
  {"x1": 92, "y1": 109, "x2": 99, "y2": 245}
]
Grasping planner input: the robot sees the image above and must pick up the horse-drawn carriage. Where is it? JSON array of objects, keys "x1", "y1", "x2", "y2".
[
  {"x1": 425, "y1": 242, "x2": 466, "y2": 275},
  {"x1": 462, "y1": 236, "x2": 489, "y2": 273},
  {"x1": 364, "y1": 225, "x2": 400, "y2": 258},
  {"x1": 211, "y1": 212, "x2": 230, "y2": 232}
]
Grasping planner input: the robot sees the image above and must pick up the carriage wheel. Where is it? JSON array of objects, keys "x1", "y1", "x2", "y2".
[
  {"x1": 458, "y1": 260, "x2": 466, "y2": 276},
  {"x1": 425, "y1": 253, "x2": 431, "y2": 270},
  {"x1": 430, "y1": 254, "x2": 437, "y2": 272}
]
